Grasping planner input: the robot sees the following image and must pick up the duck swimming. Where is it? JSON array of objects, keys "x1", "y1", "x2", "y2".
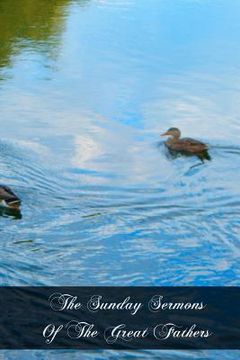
[
  {"x1": 161, "y1": 127, "x2": 210, "y2": 160},
  {"x1": 161, "y1": 128, "x2": 208, "y2": 152},
  {"x1": 0, "y1": 185, "x2": 21, "y2": 209}
]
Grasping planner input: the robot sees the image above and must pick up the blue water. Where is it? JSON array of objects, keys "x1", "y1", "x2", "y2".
[{"x1": 1, "y1": 0, "x2": 240, "y2": 358}]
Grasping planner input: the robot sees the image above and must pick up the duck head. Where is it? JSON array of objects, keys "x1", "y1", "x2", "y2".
[{"x1": 161, "y1": 127, "x2": 181, "y2": 139}]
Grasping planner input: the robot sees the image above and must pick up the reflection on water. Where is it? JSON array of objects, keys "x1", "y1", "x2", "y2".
[
  {"x1": 0, "y1": 0, "x2": 90, "y2": 74},
  {"x1": 0, "y1": 0, "x2": 63, "y2": 71},
  {"x1": 1, "y1": 0, "x2": 240, "y2": 358}
]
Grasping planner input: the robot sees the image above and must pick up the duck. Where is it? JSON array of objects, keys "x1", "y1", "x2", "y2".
[
  {"x1": 161, "y1": 127, "x2": 208, "y2": 154},
  {"x1": 0, "y1": 185, "x2": 21, "y2": 209}
]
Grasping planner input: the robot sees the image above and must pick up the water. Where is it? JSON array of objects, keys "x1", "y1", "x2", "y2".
[{"x1": 0, "y1": 0, "x2": 240, "y2": 358}]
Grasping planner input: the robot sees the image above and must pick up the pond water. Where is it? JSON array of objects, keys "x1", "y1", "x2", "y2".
[{"x1": 0, "y1": 0, "x2": 240, "y2": 358}]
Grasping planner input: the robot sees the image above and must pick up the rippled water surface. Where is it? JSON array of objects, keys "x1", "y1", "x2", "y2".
[{"x1": 1, "y1": 0, "x2": 240, "y2": 358}]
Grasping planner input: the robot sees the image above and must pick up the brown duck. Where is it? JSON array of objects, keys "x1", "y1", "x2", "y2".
[
  {"x1": 0, "y1": 185, "x2": 21, "y2": 209},
  {"x1": 161, "y1": 128, "x2": 208, "y2": 154}
]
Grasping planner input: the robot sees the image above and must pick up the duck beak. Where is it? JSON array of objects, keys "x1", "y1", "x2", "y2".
[{"x1": 161, "y1": 131, "x2": 169, "y2": 137}]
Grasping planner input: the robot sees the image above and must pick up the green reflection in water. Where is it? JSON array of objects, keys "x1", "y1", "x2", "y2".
[{"x1": 0, "y1": 0, "x2": 89, "y2": 73}]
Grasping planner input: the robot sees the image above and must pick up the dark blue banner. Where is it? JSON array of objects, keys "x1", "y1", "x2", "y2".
[{"x1": 0, "y1": 287, "x2": 239, "y2": 349}]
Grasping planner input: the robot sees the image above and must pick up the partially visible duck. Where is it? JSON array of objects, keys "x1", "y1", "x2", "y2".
[
  {"x1": 161, "y1": 127, "x2": 208, "y2": 154},
  {"x1": 0, "y1": 185, "x2": 21, "y2": 209}
]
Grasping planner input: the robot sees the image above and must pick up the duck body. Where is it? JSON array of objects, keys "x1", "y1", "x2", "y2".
[
  {"x1": 161, "y1": 128, "x2": 208, "y2": 154},
  {"x1": 0, "y1": 185, "x2": 21, "y2": 209},
  {"x1": 165, "y1": 136, "x2": 208, "y2": 153}
]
